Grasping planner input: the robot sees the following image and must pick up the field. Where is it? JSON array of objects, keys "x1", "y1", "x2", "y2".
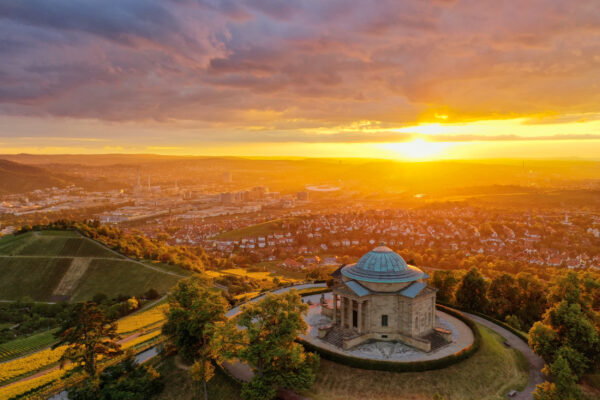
[
  {"x1": 213, "y1": 219, "x2": 293, "y2": 240},
  {"x1": 0, "y1": 231, "x2": 186, "y2": 301},
  {"x1": 0, "y1": 330, "x2": 58, "y2": 362},
  {"x1": 305, "y1": 325, "x2": 529, "y2": 400}
]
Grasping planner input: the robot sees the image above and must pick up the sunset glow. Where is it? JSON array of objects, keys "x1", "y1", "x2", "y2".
[{"x1": 0, "y1": 1, "x2": 598, "y2": 159}]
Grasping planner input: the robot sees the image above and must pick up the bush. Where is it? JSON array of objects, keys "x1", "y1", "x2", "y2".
[{"x1": 144, "y1": 288, "x2": 160, "y2": 300}]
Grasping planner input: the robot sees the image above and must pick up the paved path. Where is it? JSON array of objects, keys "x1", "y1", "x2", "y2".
[
  {"x1": 225, "y1": 282, "x2": 327, "y2": 318},
  {"x1": 464, "y1": 312, "x2": 545, "y2": 400}
]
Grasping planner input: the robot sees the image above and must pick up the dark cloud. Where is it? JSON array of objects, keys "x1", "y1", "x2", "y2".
[{"x1": 0, "y1": 0, "x2": 599, "y2": 140}]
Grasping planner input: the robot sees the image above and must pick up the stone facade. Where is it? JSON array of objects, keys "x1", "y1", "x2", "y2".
[{"x1": 321, "y1": 245, "x2": 439, "y2": 352}]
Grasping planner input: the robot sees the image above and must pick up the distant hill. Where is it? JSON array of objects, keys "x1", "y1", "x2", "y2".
[
  {"x1": 1, "y1": 154, "x2": 599, "y2": 195},
  {"x1": 0, "y1": 230, "x2": 187, "y2": 302},
  {"x1": 0, "y1": 158, "x2": 124, "y2": 195},
  {"x1": 0, "y1": 159, "x2": 72, "y2": 195}
]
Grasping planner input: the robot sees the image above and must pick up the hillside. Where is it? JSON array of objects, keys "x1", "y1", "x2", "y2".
[
  {"x1": 0, "y1": 159, "x2": 71, "y2": 195},
  {"x1": 0, "y1": 230, "x2": 187, "y2": 302}
]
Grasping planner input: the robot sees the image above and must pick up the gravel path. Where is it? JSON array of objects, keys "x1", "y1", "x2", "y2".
[{"x1": 464, "y1": 312, "x2": 545, "y2": 400}]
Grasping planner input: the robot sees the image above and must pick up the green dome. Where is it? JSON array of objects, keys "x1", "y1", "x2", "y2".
[{"x1": 341, "y1": 246, "x2": 426, "y2": 283}]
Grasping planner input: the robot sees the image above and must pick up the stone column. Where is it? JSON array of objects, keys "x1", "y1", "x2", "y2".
[
  {"x1": 339, "y1": 296, "x2": 345, "y2": 328},
  {"x1": 357, "y1": 300, "x2": 363, "y2": 334},
  {"x1": 332, "y1": 293, "x2": 338, "y2": 325}
]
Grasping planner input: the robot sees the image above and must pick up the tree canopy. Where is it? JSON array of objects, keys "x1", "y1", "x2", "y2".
[
  {"x1": 162, "y1": 276, "x2": 228, "y2": 363},
  {"x1": 213, "y1": 291, "x2": 319, "y2": 400},
  {"x1": 54, "y1": 302, "x2": 122, "y2": 377}
]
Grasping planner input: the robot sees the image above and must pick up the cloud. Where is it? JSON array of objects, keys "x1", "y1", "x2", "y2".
[{"x1": 0, "y1": 0, "x2": 599, "y2": 144}]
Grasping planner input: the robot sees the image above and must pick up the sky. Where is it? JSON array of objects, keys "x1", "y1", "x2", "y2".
[{"x1": 0, "y1": 0, "x2": 599, "y2": 160}]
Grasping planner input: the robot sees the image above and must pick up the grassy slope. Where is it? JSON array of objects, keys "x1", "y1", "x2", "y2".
[
  {"x1": 69, "y1": 259, "x2": 181, "y2": 302},
  {"x1": 0, "y1": 231, "x2": 120, "y2": 258},
  {"x1": 0, "y1": 231, "x2": 185, "y2": 301},
  {"x1": 0, "y1": 257, "x2": 72, "y2": 300},
  {"x1": 154, "y1": 357, "x2": 242, "y2": 400},
  {"x1": 306, "y1": 325, "x2": 529, "y2": 400}
]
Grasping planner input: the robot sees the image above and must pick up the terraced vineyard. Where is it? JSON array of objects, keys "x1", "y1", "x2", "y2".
[
  {"x1": 0, "y1": 330, "x2": 58, "y2": 362},
  {"x1": 0, "y1": 231, "x2": 186, "y2": 301},
  {"x1": 0, "y1": 301, "x2": 169, "y2": 399},
  {"x1": 117, "y1": 303, "x2": 169, "y2": 334},
  {"x1": 0, "y1": 345, "x2": 66, "y2": 385},
  {"x1": 0, "y1": 366, "x2": 70, "y2": 400}
]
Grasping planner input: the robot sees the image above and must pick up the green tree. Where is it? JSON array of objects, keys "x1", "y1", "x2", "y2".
[
  {"x1": 54, "y1": 302, "x2": 122, "y2": 377},
  {"x1": 455, "y1": 268, "x2": 489, "y2": 313},
  {"x1": 488, "y1": 273, "x2": 519, "y2": 319},
  {"x1": 530, "y1": 299, "x2": 599, "y2": 379},
  {"x1": 548, "y1": 272, "x2": 593, "y2": 312},
  {"x1": 213, "y1": 291, "x2": 319, "y2": 400},
  {"x1": 68, "y1": 355, "x2": 163, "y2": 400},
  {"x1": 533, "y1": 355, "x2": 583, "y2": 400},
  {"x1": 431, "y1": 270, "x2": 459, "y2": 304},
  {"x1": 162, "y1": 276, "x2": 228, "y2": 363},
  {"x1": 515, "y1": 273, "x2": 548, "y2": 328}
]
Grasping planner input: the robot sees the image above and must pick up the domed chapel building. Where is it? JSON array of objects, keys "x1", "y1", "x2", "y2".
[{"x1": 321, "y1": 245, "x2": 447, "y2": 352}]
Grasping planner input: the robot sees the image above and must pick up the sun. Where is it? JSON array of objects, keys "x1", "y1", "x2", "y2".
[{"x1": 381, "y1": 138, "x2": 451, "y2": 160}]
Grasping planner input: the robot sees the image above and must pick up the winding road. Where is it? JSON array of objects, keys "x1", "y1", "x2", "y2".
[{"x1": 464, "y1": 312, "x2": 545, "y2": 400}]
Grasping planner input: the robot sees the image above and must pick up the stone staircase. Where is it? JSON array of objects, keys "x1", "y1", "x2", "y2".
[
  {"x1": 323, "y1": 327, "x2": 359, "y2": 347},
  {"x1": 423, "y1": 331, "x2": 449, "y2": 351}
]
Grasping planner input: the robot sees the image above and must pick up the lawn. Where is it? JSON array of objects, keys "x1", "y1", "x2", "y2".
[
  {"x1": 154, "y1": 356, "x2": 242, "y2": 400},
  {"x1": 305, "y1": 325, "x2": 529, "y2": 400},
  {"x1": 213, "y1": 219, "x2": 292, "y2": 240}
]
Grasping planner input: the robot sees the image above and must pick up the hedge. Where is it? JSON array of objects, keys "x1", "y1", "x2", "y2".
[
  {"x1": 436, "y1": 302, "x2": 529, "y2": 344},
  {"x1": 296, "y1": 304, "x2": 481, "y2": 373},
  {"x1": 469, "y1": 311, "x2": 529, "y2": 343}
]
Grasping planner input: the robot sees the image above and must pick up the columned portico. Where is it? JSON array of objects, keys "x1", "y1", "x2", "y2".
[{"x1": 322, "y1": 245, "x2": 440, "y2": 352}]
